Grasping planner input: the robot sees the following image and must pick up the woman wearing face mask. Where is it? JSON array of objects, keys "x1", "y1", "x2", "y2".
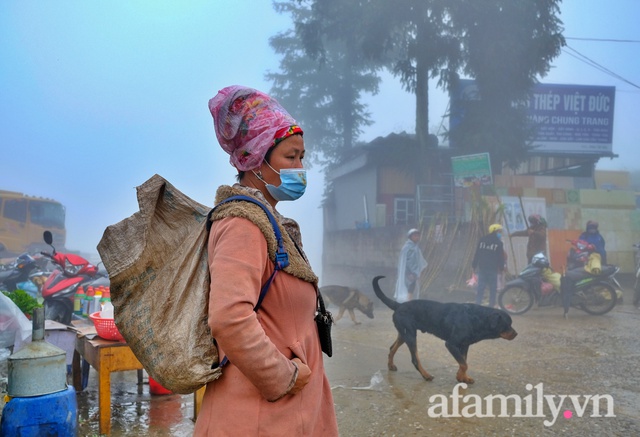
[{"x1": 194, "y1": 86, "x2": 338, "y2": 436}]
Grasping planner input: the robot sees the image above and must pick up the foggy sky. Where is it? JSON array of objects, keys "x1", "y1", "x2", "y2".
[{"x1": 1, "y1": 1, "x2": 638, "y2": 281}]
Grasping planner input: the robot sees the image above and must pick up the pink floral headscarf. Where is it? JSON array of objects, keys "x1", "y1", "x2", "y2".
[{"x1": 209, "y1": 85, "x2": 303, "y2": 171}]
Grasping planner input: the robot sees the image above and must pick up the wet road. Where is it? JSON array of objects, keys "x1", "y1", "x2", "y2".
[
  {"x1": 4, "y1": 278, "x2": 639, "y2": 436},
  {"x1": 329, "y1": 300, "x2": 640, "y2": 436}
]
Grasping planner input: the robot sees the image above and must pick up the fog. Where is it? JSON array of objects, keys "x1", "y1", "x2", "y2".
[{"x1": 1, "y1": 1, "x2": 638, "y2": 282}]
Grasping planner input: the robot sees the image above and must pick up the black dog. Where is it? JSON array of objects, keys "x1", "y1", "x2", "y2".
[{"x1": 372, "y1": 276, "x2": 517, "y2": 383}]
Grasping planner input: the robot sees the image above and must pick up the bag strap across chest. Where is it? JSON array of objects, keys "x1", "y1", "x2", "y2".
[{"x1": 208, "y1": 195, "x2": 290, "y2": 367}]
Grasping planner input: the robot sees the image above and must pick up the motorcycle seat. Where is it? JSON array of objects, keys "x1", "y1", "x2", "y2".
[
  {"x1": 0, "y1": 270, "x2": 15, "y2": 282},
  {"x1": 596, "y1": 265, "x2": 617, "y2": 277}
]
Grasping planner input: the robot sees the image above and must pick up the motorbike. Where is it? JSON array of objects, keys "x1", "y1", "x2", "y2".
[
  {"x1": 498, "y1": 252, "x2": 619, "y2": 316},
  {"x1": 633, "y1": 242, "x2": 640, "y2": 309},
  {"x1": 39, "y1": 230, "x2": 108, "y2": 324},
  {"x1": 0, "y1": 253, "x2": 40, "y2": 293},
  {"x1": 565, "y1": 238, "x2": 624, "y2": 304},
  {"x1": 566, "y1": 238, "x2": 595, "y2": 270}
]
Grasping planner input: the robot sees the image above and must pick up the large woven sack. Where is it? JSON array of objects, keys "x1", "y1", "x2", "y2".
[
  {"x1": 97, "y1": 174, "x2": 221, "y2": 394},
  {"x1": 585, "y1": 252, "x2": 602, "y2": 275},
  {"x1": 541, "y1": 268, "x2": 561, "y2": 291}
]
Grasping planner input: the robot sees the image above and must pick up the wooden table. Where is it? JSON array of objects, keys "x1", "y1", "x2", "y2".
[
  {"x1": 72, "y1": 335, "x2": 144, "y2": 435},
  {"x1": 194, "y1": 386, "x2": 206, "y2": 420}
]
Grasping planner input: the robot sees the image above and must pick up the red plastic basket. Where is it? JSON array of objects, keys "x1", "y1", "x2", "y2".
[
  {"x1": 149, "y1": 376, "x2": 173, "y2": 395},
  {"x1": 89, "y1": 312, "x2": 125, "y2": 342}
]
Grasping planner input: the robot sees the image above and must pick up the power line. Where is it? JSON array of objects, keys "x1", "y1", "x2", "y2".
[
  {"x1": 562, "y1": 44, "x2": 640, "y2": 90},
  {"x1": 565, "y1": 36, "x2": 640, "y2": 43}
]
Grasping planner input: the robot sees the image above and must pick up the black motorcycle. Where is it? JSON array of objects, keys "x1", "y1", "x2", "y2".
[
  {"x1": 498, "y1": 253, "x2": 618, "y2": 316},
  {"x1": 0, "y1": 253, "x2": 39, "y2": 293}
]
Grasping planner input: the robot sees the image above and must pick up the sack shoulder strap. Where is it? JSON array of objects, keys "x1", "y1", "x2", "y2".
[
  {"x1": 208, "y1": 195, "x2": 290, "y2": 369},
  {"x1": 208, "y1": 195, "x2": 289, "y2": 310}
]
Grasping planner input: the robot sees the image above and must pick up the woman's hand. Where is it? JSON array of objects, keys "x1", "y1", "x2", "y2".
[{"x1": 288, "y1": 357, "x2": 311, "y2": 395}]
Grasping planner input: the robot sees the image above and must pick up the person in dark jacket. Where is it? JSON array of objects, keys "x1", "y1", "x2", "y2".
[
  {"x1": 561, "y1": 220, "x2": 609, "y2": 319},
  {"x1": 509, "y1": 214, "x2": 547, "y2": 263},
  {"x1": 472, "y1": 224, "x2": 505, "y2": 308},
  {"x1": 579, "y1": 220, "x2": 607, "y2": 265}
]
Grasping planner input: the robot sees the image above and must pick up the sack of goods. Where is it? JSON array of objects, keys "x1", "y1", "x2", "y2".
[
  {"x1": 585, "y1": 252, "x2": 602, "y2": 275},
  {"x1": 541, "y1": 268, "x2": 561, "y2": 292},
  {"x1": 97, "y1": 174, "x2": 221, "y2": 394}
]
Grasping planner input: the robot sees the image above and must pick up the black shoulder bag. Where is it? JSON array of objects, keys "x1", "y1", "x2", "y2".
[{"x1": 315, "y1": 291, "x2": 334, "y2": 357}]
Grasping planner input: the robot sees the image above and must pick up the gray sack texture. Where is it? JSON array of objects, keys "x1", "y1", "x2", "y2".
[{"x1": 97, "y1": 174, "x2": 222, "y2": 394}]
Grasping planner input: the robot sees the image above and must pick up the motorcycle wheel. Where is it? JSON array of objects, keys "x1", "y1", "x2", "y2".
[
  {"x1": 498, "y1": 285, "x2": 534, "y2": 315},
  {"x1": 578, "y1": 282, "x2": 617, "y2": 315},
  {"x1": 44, "y1": 300, "x2": 72, "y2": 325}
]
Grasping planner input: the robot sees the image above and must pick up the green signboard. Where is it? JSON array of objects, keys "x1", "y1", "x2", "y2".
[{"x1": 451, "y1": 153, "x2": 493, "y2": 187}]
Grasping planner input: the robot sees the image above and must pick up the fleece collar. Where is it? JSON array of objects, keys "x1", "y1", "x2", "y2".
[{"x1": 211, "y1": 185, "x2": 318, "y2": 285}]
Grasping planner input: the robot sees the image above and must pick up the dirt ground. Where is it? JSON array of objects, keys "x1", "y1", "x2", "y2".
[
  {"x1": 327, "y1": 284, "x2": 640, "y2": 437},
  {"x1": 2, "y1": 276, "x2": 639, "y2": 436}
]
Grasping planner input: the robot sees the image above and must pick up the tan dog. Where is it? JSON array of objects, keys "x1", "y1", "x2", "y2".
[{"x1": 320, "y1": 285, "x2": 374, "y2": 325}]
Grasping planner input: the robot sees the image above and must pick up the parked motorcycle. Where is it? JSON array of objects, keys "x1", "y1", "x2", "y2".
[
  {"x1": 566, "y1": 238, "x2": 624, "y2": 304},
  {"x1": 498, "y1": 252, "x2": 619, "y2": 316},
  {"x1": 40, "y1": 230, "x2": 108, "y2": 324},
  {"x1": 0, "y1": 253, "x2": 39, "y2": 293}
]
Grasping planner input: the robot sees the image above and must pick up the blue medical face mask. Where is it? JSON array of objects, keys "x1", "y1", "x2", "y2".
[
  {"x1": 259, "y1": 164, "x2": 307, "y2": 201},
  {"x1": 496, "y1": 232, "x2": 502, "y2": 239}
]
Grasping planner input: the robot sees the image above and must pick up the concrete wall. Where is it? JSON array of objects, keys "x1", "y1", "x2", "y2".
[
  {"x1": 321, "y1": 223, "x2": 481, "y2": 302},
  {"x1": 329, "y1": 166, "x2": 378, "y2": 231},
  {"x1": 494, "y1": 174, "x2": 640, "y2": 272},
  {"x1": 321, "y1": 227, "x2": 400, "y2": 293}
]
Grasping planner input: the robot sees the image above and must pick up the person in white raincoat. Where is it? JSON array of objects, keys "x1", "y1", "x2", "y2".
[{"x1": 394, "y1": 229, "x2": 428, "y2": 302}]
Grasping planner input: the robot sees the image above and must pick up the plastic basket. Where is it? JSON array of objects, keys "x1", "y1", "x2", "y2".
[
  {"x1": 89, "y1": 312, "x2": 125, "y2": 342},
  {"x1": 149, "y1": 376, "x2": 173, "y2": 395}
]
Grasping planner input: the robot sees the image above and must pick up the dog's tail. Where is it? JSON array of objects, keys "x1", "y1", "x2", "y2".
[{"x1": 372, "y1": 276, "x2": 400, "y2": 311}]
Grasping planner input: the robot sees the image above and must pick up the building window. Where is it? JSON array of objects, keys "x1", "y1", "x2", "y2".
[{"x1": 394, "y1": 197, "x2": 415, "y2": 225}]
